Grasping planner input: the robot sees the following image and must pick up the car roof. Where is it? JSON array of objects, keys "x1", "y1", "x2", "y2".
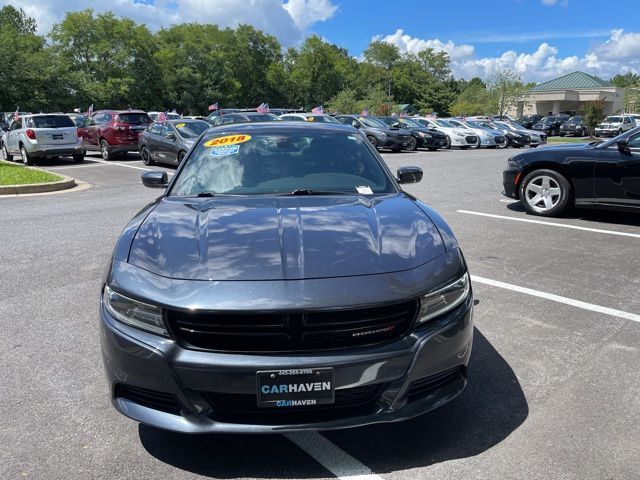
[{"x1": 95, "y1": 109, "x2": 147, "y2": 114}]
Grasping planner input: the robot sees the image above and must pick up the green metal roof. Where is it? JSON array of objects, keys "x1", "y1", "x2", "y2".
[{"x1": 531, "y1": 71, "x2": 611, "y2": 91}]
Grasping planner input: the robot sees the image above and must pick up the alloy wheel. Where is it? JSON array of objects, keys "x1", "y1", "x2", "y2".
[{"x1": 524, "y1": 175, "x2": 561, "y2": 212}]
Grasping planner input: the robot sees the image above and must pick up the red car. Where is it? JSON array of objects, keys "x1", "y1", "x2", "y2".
[{"x1": 79, "y1": 110, "x2": 151, "y2": 160}]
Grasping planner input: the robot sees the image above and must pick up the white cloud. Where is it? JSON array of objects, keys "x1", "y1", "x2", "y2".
[
  {"x1": 377, "y1": 29, "x2": 474, "y2": 61},
  {"x1": 9, "y1": 0, "x2": 338, "y2": 46},
  {"x1": 283, "y1": 0, "x2": 337, "y2": 30},
  {"x1": 541, "y1": 0, "x2": 568, "y2": 6},
  {"x1": 377, "y1": 29, "x2": 640, "y2": 82}
]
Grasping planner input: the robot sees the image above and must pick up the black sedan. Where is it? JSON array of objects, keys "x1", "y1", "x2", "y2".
[
  {"x1": 100, "y1": 122, "x2": 473, "y2": 433},
  {"x1": 517, "y1": 114, "x2": 543, "y2": 129},
  {"x1": 503, "y1": 127, "x2": 640, "y2": 216},
  {"x1": 559, "y1": 115, "x2": 587, "y2": 137},
  {"x1": 377, "y1": 117, "x2": 448, "y2": 151},
  {"x1": 139, "y1": 119, "x2": 210, "y2": 166},
  {"x1": 334, "y1": 115, "x2": 412, "y2": 152},
  {"x1": 531, "y1": 115, "x2": 568, "y2": 136}
]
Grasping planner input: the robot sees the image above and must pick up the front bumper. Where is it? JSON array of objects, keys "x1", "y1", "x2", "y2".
[
  {"x1": 594, "y1": 128, "x2": 619, "y2": 137},
  {"x1": 418, "y1": 136, "x2": 447, "y2": 149},
  {"x1": 381, "y1": 135, "x2": 410, "y2": 149},
  {"x1": 503, "y1": 169, "x2": 519, "y2": 198},
  {"x1": 101, "y1": 287, "x2": 474, "y2": 434},
  {"x1": 450, "y1": 135, "x2": 478, "y2": 147}
]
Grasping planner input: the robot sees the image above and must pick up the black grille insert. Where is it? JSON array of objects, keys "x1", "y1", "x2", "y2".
[
  {"x1": 204, "y1": 383, "x2": 384, "y2": 425},
  {"x1": 407, "y1": 367, "x2": 463, "y2": 402},
  {"x1": 465, "y1": 135, "x2": 478, "y2": 144},
  {"x1": 114, "y1": 384, "x2": 181, "y2": 415},
  {"x1": 167, "y1": 300, "x2": 418, "y2": 353}
]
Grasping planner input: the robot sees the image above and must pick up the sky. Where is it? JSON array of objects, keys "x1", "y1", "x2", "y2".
[{"x1": 7, "y1": 0, "x2": 640, "y2": 83}]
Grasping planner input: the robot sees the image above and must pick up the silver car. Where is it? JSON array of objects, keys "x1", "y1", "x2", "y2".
[{"x1": 2, "y1": 114, "x2": 84, "y2": 165}]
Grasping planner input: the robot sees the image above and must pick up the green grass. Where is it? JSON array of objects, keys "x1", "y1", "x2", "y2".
[
  {"x1": 0, "y1": 161, "x2": 63, "y2": 186},
  {"x1": 547, "y1": 136, "x2": 597, "y2": 144}
]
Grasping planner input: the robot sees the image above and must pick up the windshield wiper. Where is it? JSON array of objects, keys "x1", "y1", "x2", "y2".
[{"x1": 287, "y1": 189, "x2": 353, "y2": 196}]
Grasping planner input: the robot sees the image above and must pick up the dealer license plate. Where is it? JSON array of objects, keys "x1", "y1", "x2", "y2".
[{"x1": 256, "y1": 368, "x2": 334, "y2": 408}]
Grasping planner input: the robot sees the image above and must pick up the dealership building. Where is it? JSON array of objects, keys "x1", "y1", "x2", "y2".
[{"x1": 511, "y1": 71, "x2": 626, "y2": 117}]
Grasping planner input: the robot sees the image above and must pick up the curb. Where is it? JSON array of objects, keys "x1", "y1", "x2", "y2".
[{"x1": 0, "y1": 170, "x2": 77, "y2": 195}]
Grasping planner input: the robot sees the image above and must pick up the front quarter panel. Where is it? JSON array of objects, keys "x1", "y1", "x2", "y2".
[{"x1": 112, "y1": 199, "x2": 163, "y2": 262}]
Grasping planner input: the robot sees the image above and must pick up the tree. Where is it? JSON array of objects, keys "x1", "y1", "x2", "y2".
[
  {"x1": 287, "y1": 36, "x2": 350, "y2": 108},
  {"x1": 611, "y1": 72, "x2": 640, "y2": 88},
  {"x1": 488, "y1": 70, "x2": 529, "y2": 116},
  {"x1": 50, "y1": 9, "x2": 162, "y2": 110},
  {"x1": 363, "y1": 40, "x2": 400, "y2": 101},
  {"x1": 450, "y1": 77, "x2": 492, "y2": 116},
  {"x1": 0, "y1": 5, "x2": 36, "y2": 34},
  {"x1": 326, "y1": 88, "x2": 361, "y2": 114},
  {"x1": 581, "y1": 101, "x2": 605, "y2": 136}
]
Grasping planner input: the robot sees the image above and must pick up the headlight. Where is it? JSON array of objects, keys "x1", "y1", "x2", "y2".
[
  {"x1": 103, "y1": 285, "x2": 168, "y2": 336},
  {"x1": 454, "y1": 132, "x2": 465, "y2": 138},
  {"x1": 416, "y1": 272, "x2": 470, "y2": 324},
  {"x1": 418, "y1": 132, "x2": 429, "y2": 138}
]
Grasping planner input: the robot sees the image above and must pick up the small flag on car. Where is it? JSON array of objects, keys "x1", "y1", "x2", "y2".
[
  {"x1": 13, "y1": 107, "x2": 20, "y2": 120},
  {"x1": 311, "y1": 105, "x2": 323, "y2": 114},
  {"x1": 157, "y1": 111, "x2": 168, "y2": 122},
  {"x1": 87, "y1": 104, "x2": 94, "y2": 116},
  {"x1": 361, "y1": 109, "x2": 368, "y2": 117},
  {"x1": 257, "y1": 102, "x2": 270, "y2": 113},
  {"x1": 73, "y1": 107, "x2": 81, "y2": 113},
  {"x1": 208, "y1": 102, "x2": 218, "y2": 111}
]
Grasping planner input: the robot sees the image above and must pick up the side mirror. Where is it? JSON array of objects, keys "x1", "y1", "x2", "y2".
[
  {"x1": 141, "y1": 170, "x2": 168, "y2": 188},
  {"x1": 397, "y1": 166, "x2": 423, "y2": 184},
  {"x1": 164, "y1": 132, "x2": 176, "y2": 140},
  {"x1": 617, "y1": 138, "x2": 630, "y2": 153},
  {"x1": 351, "y1": 120, "x2": 360, "y2": 128}
]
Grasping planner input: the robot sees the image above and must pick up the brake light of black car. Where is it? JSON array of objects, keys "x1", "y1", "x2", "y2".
[{"x1": 25, "y1": 129, "x2": 36, "y2": 140}]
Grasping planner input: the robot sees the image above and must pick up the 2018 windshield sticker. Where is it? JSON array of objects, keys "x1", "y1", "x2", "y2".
[
  {"x1": 175, "y1": 123, "x2": 186, "y2": 128},
  {"x1": 204, "y1": 134, "x2": 252, "y2": 147},
  {"x1": 210, "y1": 144, "x2": 240, "y2": 157}
]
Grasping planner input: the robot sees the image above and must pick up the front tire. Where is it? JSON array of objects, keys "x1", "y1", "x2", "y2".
[
  {"x1": 519, "y1": 169, "x2": 572, "y2": 217},
  {"x1": 100, "y1": 140, "x2": 113, "y2": 160},
  {"x1": 73, "y1": 153, "x2": 84, "y2": 163},
  {"x1": 406, "y1": 137, "x2": 417, "y2": 151},
  {"x1": 20, "y1": 146, "x2": 34, "y2": 166},
  {"x1": 177, "y1": 151, "x2": 186, "y2": 164},
  {"x1": 366, "y1": 135, "x2": 378, "y2": 149},
  {"x1": 445, "y1": 135, "x2": 451, "y2": 149}
]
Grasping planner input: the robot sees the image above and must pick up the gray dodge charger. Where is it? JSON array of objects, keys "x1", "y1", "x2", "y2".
[{"x1": 100, "y1": 122, "x2": 474, "y2": 433}]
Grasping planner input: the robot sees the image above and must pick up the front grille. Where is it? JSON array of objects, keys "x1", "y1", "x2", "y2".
[
  {"x1": 465, "y1": 135, "x2": 478, "y2": 144},
  {"x1": 167, "y1": 300, "x2": 418, "y2": 353},
  {"x1": 494, "y1": 136, "x2": 505, "y2": 143},
  {"x1": 540, "y1": 134, "x2": 547, "y2": 141},
  {"x1": 204, "y1": 383, "x2": 384, "y2": 425},
  {"x1": 407, "y1": 367, "x2": 463, "y2": 402},
  {"x1": 114, "y1": 384, "x2": 181, "y2": 415}
]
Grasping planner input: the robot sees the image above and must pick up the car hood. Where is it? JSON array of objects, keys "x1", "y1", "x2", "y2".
[{"x1": 128, "y1": 194, "x2": 447, "y2": 281}]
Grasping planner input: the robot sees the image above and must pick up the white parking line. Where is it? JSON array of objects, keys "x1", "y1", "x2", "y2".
[
  {"x1": 88, "y1": 158, "x2": 174, "y2": 174},
  {"x1": 286, "y1": 432, "x2": 384, "y2": 480},
  {"x1": 458, "y1": 210, "x2": 640, "y2": 239},
  {"x1": 45, "y1": 163, "x2": 110, "y2": 170},
  {"x1": 471, "y1": 275, "x2": 640, "y2": 323}
]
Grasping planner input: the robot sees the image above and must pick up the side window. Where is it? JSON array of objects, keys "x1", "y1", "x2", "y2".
[
  {"x1": 11, "y1": 118, "x2": 22, "y2": 130},
  {"x1": 160, "y1": 124, "x2": 172, "y2": 136},
  {"x1": 627, "y1": 133, "x2": 640, "y2": 149},
  {"x1": 149, "y1": 123, "x2": 162, "y2": 135},
  {"x1": 624, "y1": 117, "x2": 631, "y2": 124}
]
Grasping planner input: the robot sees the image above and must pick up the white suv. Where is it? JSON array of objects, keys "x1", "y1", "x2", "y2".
[
  {"x1": 2, "y1": 114, "x2": 84, "y2": 165},
  {"x1": 595, "y1": 114, "x2": 636, "y2": 138}
]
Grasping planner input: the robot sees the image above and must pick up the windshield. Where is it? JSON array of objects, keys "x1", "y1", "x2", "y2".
[
  {"x1": 116, "y1": 113, "x2": 151, "y2": 125},
  {"x1": 173, "y1": 120, "x2": 210, "y2": 139},
  {"x1": 29, "y1": 115, "x2": 75, "y2": 128},
  {"x1": 467, "y1": 120, "x2": 487, "y2": 129},
  {"x1": 435, "y1": 119, "x2": 454, "y2": 128},
  {"x1": 170, "y1": 131, "x2": 396, "y2": 196},
  {"x1": 399, "y1": 118, "x2": 421, "y2": 128},
  {"x1": 305, "y1": 115, "x2": 339, "y2": 123},
  {"x1": 605, "y1": 116, "x2": 621, "y2": 123},
  {"x1": 360, "y1": 117, "x2": 387, "y2": 128}
]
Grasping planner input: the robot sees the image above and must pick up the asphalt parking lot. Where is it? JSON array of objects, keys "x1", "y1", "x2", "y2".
[{"x1": 2, "y1": 147, "x2": 639, "y2": 480}]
